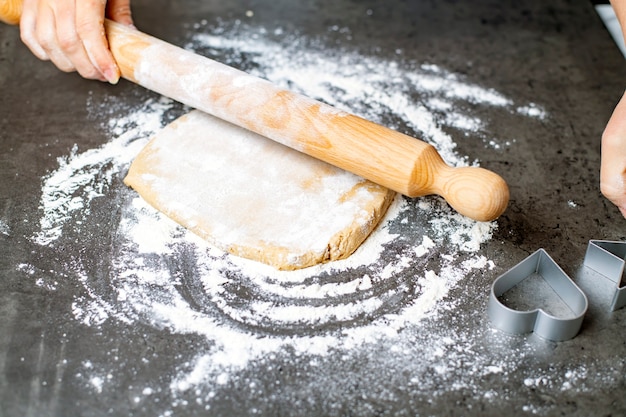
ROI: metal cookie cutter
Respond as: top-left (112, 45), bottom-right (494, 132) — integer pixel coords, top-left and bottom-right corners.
top-left (584, 240), bottom-right (626, 311)
top-left (488, 249), bottom-right (588, 341)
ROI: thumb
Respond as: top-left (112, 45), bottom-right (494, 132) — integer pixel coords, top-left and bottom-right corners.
top-left (106, 0), bottom-right (134, 27)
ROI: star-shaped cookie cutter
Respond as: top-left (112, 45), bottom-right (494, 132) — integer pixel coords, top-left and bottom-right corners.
top-left (584, 240), bottom-right (626, 311)
top-left (487, 249), bottom-right (588, 341)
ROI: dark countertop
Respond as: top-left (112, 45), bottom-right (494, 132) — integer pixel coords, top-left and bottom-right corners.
top-left (2, 0), bottom-right (626, 416)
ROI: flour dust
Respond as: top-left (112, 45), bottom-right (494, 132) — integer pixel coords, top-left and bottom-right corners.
top-left (25, 19), bottom-right (552, 414)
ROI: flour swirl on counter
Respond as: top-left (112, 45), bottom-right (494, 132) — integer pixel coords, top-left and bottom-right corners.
top-left (27, 21), bottom-right (547, 400)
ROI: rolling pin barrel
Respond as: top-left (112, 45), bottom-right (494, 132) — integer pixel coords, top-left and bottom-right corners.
top-left (0, 0), bottom-right (509, 221)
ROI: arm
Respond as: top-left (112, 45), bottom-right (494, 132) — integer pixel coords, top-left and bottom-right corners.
top-left (19, 0), bottom-right (133, 84)
top-left (602, 0), bottom-right (626, 217)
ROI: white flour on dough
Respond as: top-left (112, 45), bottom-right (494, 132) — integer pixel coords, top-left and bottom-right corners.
top-left (124, 110), bottom-right (395, 270)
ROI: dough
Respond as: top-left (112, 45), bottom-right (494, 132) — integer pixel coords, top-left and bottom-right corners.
top-left (124, 110), bottom-right (395, 270)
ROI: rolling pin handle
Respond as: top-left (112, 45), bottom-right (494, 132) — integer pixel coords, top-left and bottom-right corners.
top-left (427, 160), bottom-right (509, 222)
top-left (0, 0), bottom-right (23, 25)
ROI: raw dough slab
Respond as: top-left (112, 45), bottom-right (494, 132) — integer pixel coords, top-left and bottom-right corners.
top-left (124, 110), bottom-right (395, 270)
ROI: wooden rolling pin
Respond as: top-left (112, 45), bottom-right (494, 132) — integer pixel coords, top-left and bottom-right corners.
top-left (1, 2), bottom-right (509, 221)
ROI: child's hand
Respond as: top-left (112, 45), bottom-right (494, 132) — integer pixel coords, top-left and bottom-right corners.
top-left (19, 0), bottom-right (133, 83)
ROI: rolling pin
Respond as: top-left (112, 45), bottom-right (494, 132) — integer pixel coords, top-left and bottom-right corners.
top-left (0, 1), bottom-right (509, 221)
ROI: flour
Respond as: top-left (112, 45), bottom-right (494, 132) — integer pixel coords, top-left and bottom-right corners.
top-left (34, 97), bottom-right (173, 245)
top-left (0, 219), bottom-right (10, 236)
top-left (517, 102), bottom-right (547, 119)
top-left (24, 19), bottom-right (552, 412)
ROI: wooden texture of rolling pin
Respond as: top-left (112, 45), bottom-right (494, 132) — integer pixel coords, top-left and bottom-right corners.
top-left (0, 1), bottom-right (509, 221)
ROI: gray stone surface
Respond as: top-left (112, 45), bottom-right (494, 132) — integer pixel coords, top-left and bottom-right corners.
top-left (1, 0), bottom-right (625, 416)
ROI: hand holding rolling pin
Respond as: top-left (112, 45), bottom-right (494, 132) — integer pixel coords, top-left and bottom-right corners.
top-left (17, 0), bottom-right (133, 84)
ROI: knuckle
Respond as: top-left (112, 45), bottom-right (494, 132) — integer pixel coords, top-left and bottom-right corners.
top-left (33, 25), bottom-right (58, 52)
top-left (600, 174), bottom-right (625, 201)
top-left (602, 115), bottom-right (626, 148)
top-left (78, 67), bottom-right (102, 80)
top-left (19, 30), bottom-right (37, 50)
top-left (57, 33), bottom-right (81, 52)
top-left (600, 181), bottom-right (614, 200)
top-left (75, 19), bottom-right (103, 39)
top-left (602, 128), bottom-right (616, 145)
top-left (52, 57), bottom-right (76, 73)
top-left (37, 36), bottom-right (56, 53)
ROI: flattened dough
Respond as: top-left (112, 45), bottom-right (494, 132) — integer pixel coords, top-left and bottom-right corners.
top-left (124, 110), bottom-right (395, 270)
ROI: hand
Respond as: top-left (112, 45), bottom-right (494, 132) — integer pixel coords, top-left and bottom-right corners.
top-left (601, 90), bottom-right (626, 218)
top-left (19, 0), bottom-right (133, 84)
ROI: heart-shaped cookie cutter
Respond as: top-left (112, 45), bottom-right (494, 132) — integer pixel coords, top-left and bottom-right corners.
top-left (487, 249), bottom-right (588, 341)
top-left (584, 240), bottom-right (626, 311)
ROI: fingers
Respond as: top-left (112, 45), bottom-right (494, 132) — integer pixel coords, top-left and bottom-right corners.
top-left (19, 0), bottom-right (123, 84)
top-left (601, 91), bottom-right (626, 218)
top-left (75, 0), bottom-right (120, 82)
top-left (59, 0), bottom-right (108, 79)
top-left (20, 0), bottom-right (49, 60)
top-left (32, 0), bottom-right (79, 73)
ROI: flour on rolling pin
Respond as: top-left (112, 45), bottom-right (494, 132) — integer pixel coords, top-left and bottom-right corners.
top-left (134, 46), bottom-right (350, 146)
top-left (124, 110), bottom-right (395, 270)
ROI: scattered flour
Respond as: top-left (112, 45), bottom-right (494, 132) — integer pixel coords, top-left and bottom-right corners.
top-left (34, 97), bottom-right (172, 245)
top-left (516, 102), bottom-right (547, 119)
top-left (22, 19), bottom-right (553, 412)
top-left (0, 219), bottom-right (10, 236)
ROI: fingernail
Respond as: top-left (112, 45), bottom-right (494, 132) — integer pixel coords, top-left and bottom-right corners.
top-left (104, 68), bottom-right (120, 85)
